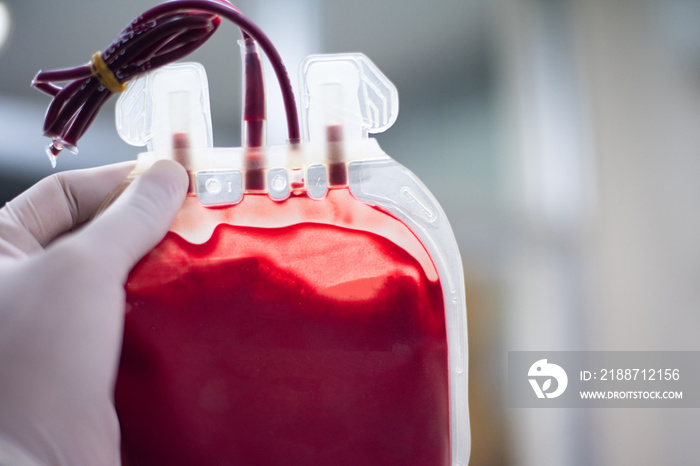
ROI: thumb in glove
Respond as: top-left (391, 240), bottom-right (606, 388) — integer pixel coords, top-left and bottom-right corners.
top-left (0, 159), bottom-right (188, 465)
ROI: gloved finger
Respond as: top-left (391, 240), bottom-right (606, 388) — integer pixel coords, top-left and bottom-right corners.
top-left (0, 162), bottom-right (136, 257)
top-left (60, 159), bottom-right (188, 283)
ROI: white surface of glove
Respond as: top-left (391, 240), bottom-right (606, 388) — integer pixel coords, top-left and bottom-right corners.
top-left (0, 160), bottom-right (188, 465)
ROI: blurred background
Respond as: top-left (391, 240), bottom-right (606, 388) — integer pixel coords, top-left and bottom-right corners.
top-left (1, 0), bottom-right (700, 464)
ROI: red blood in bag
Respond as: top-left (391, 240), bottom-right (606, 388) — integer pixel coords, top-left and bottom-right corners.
top-left (115, 190), bottom-right (450, 466)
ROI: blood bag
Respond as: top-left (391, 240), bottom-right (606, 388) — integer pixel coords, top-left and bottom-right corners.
top-left (30, 0), bottom-right (469, 462)
top-left (110, 53), bottom-right (470, 465)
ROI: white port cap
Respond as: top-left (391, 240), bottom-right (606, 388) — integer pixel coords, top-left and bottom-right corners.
top-left (299, 53), bottom-right (398, 143)
top-left (115, 62), bottom-right (213, 152)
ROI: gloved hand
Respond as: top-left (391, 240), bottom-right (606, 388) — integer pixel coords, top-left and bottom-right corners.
top-left (0, 159), bottom-right (188, 465)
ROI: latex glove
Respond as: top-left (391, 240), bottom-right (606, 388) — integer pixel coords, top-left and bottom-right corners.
top-left (0, 160), bottom-right (188, 465)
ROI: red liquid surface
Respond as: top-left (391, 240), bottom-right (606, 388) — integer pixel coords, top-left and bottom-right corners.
top-left (115, 193), bottom-right (449, 466)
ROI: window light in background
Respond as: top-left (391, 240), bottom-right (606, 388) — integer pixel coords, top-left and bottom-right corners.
top-left (0, 3), bottom-right (10, 53)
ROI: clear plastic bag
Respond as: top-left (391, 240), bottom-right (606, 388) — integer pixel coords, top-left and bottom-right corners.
top-left (113, 56), bottom-right (469, 466)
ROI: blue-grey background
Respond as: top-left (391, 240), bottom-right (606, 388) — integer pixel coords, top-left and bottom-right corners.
top-left (2, 0), bottom-right (700, 464)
